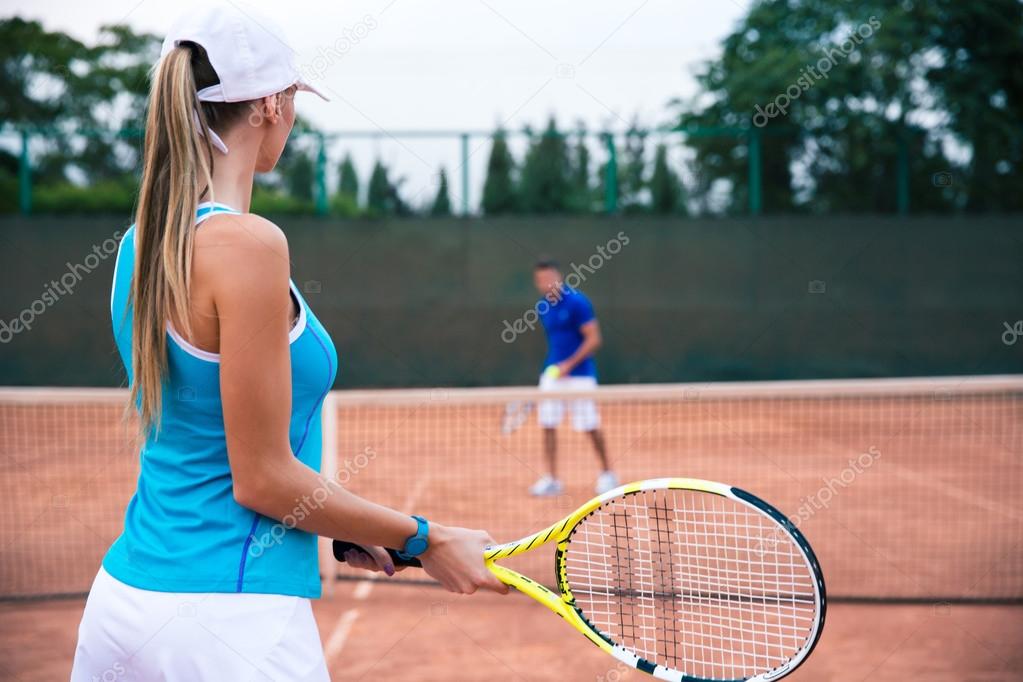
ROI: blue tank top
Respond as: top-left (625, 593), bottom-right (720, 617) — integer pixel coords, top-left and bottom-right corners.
top-left (103, 202), bottom-right (338, 598)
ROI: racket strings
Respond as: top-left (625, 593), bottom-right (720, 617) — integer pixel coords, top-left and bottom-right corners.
top-left (563, 489), bottom-right (818, 680)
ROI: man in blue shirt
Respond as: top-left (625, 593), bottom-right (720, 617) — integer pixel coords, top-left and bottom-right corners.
top-left (529, 259), bottom-right (618, 496)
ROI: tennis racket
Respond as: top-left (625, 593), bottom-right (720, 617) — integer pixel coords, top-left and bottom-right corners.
top-left (500, 400), bottom-right (534, 434)
top-left (333, 478), bottom-right (826, 682)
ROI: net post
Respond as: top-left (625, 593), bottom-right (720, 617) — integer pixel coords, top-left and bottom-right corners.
top-left (460, 132), bottom-right (470, 215)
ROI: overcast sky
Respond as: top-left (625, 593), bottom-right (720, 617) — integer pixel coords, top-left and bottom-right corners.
top-left (8, 0), bottom-right (750, 209)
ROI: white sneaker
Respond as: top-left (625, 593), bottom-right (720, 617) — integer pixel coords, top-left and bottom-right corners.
top-left (529, 475), bottom-right (564, 497)
top-left (595, 471), bottom-right (620, 495)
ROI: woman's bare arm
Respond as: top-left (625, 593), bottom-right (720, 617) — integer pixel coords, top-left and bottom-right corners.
top-left (198, 213), bottom-right (506, 593)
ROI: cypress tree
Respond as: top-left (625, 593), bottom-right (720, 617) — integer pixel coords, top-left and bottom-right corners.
top-left (482, 128), bottom-right (518, 214)
top-left (431, 167), bottom-right (453, 216)
top-left (519, 117), bottom-right (571, 213)
top-left (649, 143), bottom-right (685, 214)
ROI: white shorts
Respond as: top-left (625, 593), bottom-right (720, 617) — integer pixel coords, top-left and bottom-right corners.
top-left (71, 568), bottom-right (329, 682)
top-left (537, 374), bottom-right (600, 431)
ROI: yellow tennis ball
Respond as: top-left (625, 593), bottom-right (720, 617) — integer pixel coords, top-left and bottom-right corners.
top-left (543, 365), bottom-right (561, 380)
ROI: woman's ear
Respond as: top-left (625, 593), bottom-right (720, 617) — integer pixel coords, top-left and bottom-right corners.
top-left (260, 94), bottom-right (280, 126)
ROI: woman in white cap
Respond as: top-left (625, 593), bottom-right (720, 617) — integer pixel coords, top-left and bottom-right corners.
top-left (71, 5), bottom-right (506, 680)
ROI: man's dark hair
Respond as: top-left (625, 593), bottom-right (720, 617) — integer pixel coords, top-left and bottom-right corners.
top-left (534, 256), bottom-right (560, 270)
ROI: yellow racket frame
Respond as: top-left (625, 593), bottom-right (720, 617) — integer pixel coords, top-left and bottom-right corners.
top-left (481, 477), bottom-right (826, 682)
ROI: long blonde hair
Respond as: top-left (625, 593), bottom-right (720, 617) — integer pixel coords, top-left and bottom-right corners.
top-left (131, 43), bottom-right (247, 439)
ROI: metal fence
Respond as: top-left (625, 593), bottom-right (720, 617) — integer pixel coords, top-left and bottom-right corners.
top-left (1, 124), bottom-right (918, 217)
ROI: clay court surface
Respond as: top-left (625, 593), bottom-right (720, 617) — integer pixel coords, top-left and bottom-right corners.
top-left (1, 380), bottom-right (1021, 679)
top-left (1, 588), bottom-right (1021, 681)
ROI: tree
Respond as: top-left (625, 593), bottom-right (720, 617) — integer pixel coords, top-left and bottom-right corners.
top-left (675, 0), bottom-right (963, 213)
top-left (367, 161), bottom-right (390, 214)
top-left (519, 118), bottom-right (571, 213)
top-left (619, 121), bottom-right (649, 212)
top-left (286, 152), bottom-right (314, 201)
top-left (0, 18), bottom-right (85, 126)
top-left (595, 134), bottom-right (618, 213)
top-left (331, 153), bottom-right (360, 216)
top-left (0, 19), bottom-right (159, 185)
top-left (481, 129), bottom-right (518, 215)
top-left (430, 167), bottom-right (452, 216)
top-left (649, 143), bottom-right (685, 215)
top-left (337, 153), bottom-right (359, 202)
top-left (366, 159), bottom-right (410, 216)
top-left (924, 1), bottom-right (1023, 211)
top-left (566, 126), bottom-right (594, 213)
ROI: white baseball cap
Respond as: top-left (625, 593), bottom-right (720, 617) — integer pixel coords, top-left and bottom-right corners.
top-left (160, 3), bottom-right (328, 152)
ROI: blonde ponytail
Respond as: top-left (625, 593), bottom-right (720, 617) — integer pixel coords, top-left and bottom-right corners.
top-left (131, 43), bottom-right (242, 440)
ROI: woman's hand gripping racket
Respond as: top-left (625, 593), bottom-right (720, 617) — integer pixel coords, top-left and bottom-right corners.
top-left (334, 478), bottom-right (826, 682)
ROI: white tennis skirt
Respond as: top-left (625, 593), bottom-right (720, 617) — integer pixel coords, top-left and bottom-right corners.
top-left (71, 567), bottom-right (329, 682)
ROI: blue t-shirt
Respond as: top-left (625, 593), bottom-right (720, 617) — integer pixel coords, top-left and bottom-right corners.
top-left (538, 287), bottom-right (597, 378)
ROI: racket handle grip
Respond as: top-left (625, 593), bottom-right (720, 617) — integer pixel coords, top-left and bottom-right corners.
top-left (332, 540), bottom-right (423, 568)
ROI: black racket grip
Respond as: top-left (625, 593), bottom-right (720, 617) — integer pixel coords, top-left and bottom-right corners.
top-left (332, 540), bottom-right (423, 568)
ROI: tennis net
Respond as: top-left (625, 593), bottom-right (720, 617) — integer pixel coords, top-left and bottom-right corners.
top-left (1, 376), bottom-right (1021, 602)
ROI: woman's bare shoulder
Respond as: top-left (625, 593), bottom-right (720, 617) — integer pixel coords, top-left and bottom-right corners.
top-left (193, 212), bottom-right (290, 289)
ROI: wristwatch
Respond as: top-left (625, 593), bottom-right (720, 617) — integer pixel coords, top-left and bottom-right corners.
top-left (396, 515), bottom-right (430, 561)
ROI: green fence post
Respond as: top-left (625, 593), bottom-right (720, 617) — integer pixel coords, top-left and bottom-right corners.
top-left (896, 129), bottom-right (909, 215)
top-left (748, 128), bottom-right (762, 216)
top-left (460, 133), bottom-right (470, 216)
top-left (314, 133), bottom-right (328, 216)
top-left (604, 133), bottom-right (618, 214)
top-left (19, 129), bottom-right (31, 215)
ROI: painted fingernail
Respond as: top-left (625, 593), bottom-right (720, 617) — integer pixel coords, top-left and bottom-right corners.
top-left (384, 563), bottom-right (395, 576)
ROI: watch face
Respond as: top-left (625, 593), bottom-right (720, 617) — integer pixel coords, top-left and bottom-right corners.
top-left (407, 538), bottom-right (428, 556)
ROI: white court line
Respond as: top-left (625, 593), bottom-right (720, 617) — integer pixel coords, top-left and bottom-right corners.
top-left (323, 608), bottom-right (361, 661)
top-left (352, 579), bottom-right (374, 601)
top-left (324, 477), bottom-right (430, 665)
